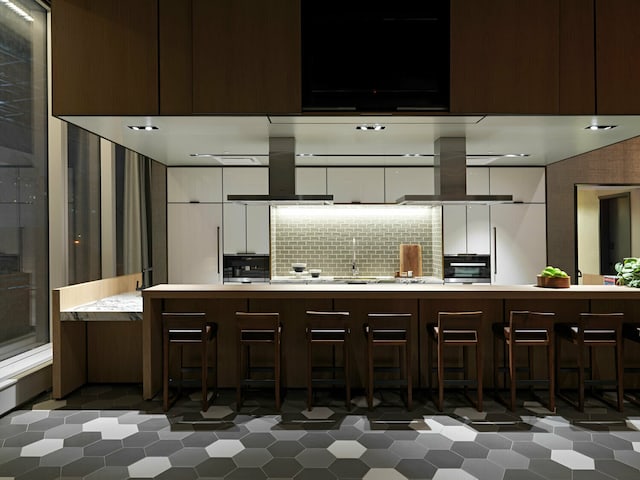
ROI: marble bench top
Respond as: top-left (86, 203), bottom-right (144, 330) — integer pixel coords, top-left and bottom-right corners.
top-left (60, 292), bottom-right (143, 321)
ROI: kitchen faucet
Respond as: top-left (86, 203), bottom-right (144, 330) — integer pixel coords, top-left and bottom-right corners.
top-left (351, 238), bottom-right (359, 277)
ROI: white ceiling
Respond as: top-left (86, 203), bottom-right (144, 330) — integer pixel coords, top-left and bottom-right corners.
top-left (60, 114), bottom-right (640, 167)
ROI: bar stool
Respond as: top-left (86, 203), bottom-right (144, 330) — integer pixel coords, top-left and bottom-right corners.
top-left (555, 312), bottom-right (624, 412)
top-left (306, 311), bottom-right (351, 411)
top-left (427, 311), bottom-right (484, 411)
top-left (493, 311), bottom-right (555, 412)
top-left (235, 312), bottom-right (282, 410)
top-left (162, 312), bottom-right (218, 412)
top-left (364, 313), bottom-right (413, 410)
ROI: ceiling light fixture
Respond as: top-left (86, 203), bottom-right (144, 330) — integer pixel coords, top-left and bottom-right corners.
top-left (586, 124), bottom-right (617, 131)
top-left (403, 153), bottom-right (424, 157)
top-left (128, 125), bottom-right (158, 131)
top-left (0, 0), bottom-right (34, 22)
top-left (189, 153), bottom-right (215, 157)
top-left (503, 153), bottom-right (529, 158)
top-left (356, 124), bottom-right (386, 131)
top-left (296, 153), bottom-right (315, 157)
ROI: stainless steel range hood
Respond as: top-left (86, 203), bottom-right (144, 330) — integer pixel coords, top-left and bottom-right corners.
top-left (227, 137), bottom-right (334, 204)
top-left (396, 137), bottom-right (513, 205)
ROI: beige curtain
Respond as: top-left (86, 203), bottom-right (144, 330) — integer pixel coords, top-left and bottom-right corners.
top-left (123, 150), bottom-right (142, 274)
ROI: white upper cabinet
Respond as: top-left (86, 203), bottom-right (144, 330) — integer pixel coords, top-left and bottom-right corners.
top-left (167, 167), bottom-right (222, 203)
top-left (246, 205), bottom-right (270, 254)
top-left (296, 167), bottom-right (327, 194)
top-left (222, 167), bottom-right (269, 197)
top-left (466, 204), bottom-right (490, 254)
top-left (443, 204), bottom-right (490, 255)
top-left (384, 167), bottom-right (434, 203)
top-left (327, 168), bottom-right (385, 203)
top-left (489, 167), bottom-right (545, 203)
top-left (223, 203), bottom-right (270, 255)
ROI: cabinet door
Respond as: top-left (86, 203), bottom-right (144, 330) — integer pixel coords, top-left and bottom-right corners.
top-left (222, 168), bottom-right (269, 197)
top-left (467, 168), bottom-right (490, 195)
top-left (491, 204), bottom-right (546, 285)
top-left (167, 168), bottom-right (222, 203)
top-left (450, 0), bottom-right (560, 114)
top-left (296, 168), bottom-right (327, 195)
top-left (168, 204), bottom-right (222, 283)
top-left (223, 203), bottom-right (246, 254)
top-left (247, 205), bottom-right (270, 254)
top-left (52, 0), bottom-right (158, 115)
top-left (192, 0), bottom-right (301, 114)
top-left (327, 168), bottom-right (385, 203)
top-left (466, 205), bottom-right (491, 255)
top-left (385, 168), bottom-right (434, 203)
top-left (596, 0), bottom-right (640, 113)
top-left (443, 205), bottom-right (490, 255)
top-left (490, 168), bottom-right (545, 203)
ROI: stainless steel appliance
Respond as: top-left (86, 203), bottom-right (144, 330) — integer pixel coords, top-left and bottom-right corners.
top-left (223, 255), bottom-right (270, 283)
top-left (443, 254), bottom-right (491, 284)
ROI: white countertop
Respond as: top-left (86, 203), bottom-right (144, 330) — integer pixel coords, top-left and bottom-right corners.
top-left (60, 292), bottom-right (143, 321)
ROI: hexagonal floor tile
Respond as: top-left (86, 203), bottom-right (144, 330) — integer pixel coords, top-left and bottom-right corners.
top-left (363, 467), bottom-right (408, 479)
top-left (201, 405), bottom-right (234, 419)
top-left (127, 456), bottom-right (172, 478)
top-left (302, 407), bottom-right (336, 420)
top-left (550, 450), bottom-right (595, 470)
top-left (204, 439), bottom-right (244, 457)
top-left (328, 440), bottom-right (366, 458)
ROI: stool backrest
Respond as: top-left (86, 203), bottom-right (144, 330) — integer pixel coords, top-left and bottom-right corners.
top-left (437, 311), bottom-right (483, 343)
top-left (235, 312), bottom-right (280, 331)
top-left (578, 312), bottom-right (624, 343)
top-left (306, 311), bottom-right (350, 330)
top-left (365, 313), bottom-right (412, 340)
top-left (162, 312), bottom-right (209, 342)
top-left (509, 311), bottom-right (555, 343)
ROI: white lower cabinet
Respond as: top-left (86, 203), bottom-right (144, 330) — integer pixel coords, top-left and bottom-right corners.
top-left (168, 203), bottom-right (222, 284)
top-left (490, 203), bottom-right (546, 285)
top-left (443, 205), bottom-right (490, 255)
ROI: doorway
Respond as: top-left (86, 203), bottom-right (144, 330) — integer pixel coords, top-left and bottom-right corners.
top-left (599, 193), bottom-right (631, 275)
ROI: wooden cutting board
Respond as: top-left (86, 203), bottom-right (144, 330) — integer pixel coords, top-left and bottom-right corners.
top-left (399, 244), bottom-right (422, 276)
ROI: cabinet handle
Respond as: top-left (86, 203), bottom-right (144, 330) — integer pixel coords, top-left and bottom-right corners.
top-left (217, 226), bottom-right (221, 274)
top-left (493, 227), bottom-right (497, 275)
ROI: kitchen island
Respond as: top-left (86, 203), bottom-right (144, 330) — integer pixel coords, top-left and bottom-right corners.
top-left (142, 283), bottom-right (640, 400)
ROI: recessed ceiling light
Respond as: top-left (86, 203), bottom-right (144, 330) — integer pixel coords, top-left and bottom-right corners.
top-left (356, 124), bottom-right (386, 131)
top-left (296, 153), bottom-right (315, 157)
top-left (585, 124), bottom-right (616, 131)
top-left (128, 125), bottom-right (158, 131)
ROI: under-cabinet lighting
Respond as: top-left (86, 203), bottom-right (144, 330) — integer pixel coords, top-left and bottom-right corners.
top-left (586, 124), bottom-right (616, 131)
top-left (356, 124), bottom-right (386, 131)
top-left (128, 125), bottom-right (158, 131)
top-left (1, 0), bottom-right (34, 22)
top-left (503, 153), bottom-right (529, 158)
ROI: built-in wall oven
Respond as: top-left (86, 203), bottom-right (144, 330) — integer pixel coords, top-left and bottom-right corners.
top-left (223, 255), bottom-right (270, 283)
top-left (444, 254), bottom-right (491, 284)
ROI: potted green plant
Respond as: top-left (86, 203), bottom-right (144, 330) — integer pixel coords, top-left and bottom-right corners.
top-left (614, 257), bottom-right (640, 287)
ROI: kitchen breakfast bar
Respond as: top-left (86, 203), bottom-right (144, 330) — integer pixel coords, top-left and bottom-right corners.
top-left (141, 283), bottom-right (640, 401)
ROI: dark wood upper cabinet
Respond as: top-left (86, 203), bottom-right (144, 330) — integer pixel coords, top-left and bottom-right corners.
top-left (191, 0), bottom-right (301, 114)
top-left (596, 0), bottom-right (640, 114)
top-left (52, 0), bottom-right (159, 116)
top-left (450, 0), bottom-right (594, 114)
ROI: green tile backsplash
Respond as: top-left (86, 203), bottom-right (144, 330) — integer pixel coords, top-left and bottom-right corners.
top-left (271, 205), bottom-right (442, 277)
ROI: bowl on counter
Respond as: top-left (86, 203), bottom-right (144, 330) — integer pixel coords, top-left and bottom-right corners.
top-left (308, 268), bottom-right (322, 278)
top-left (291, 263), bottom-right (307, 273)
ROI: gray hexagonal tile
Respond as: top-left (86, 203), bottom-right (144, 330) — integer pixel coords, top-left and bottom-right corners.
top-left (294, 467), bottom-right (338, 480)
top-left (487, 449), bottom-right (530, 469)
top-left (527, 458), bottom-right (572, 479)
top-left (389, 440), bottom-right (428, 459)
top-left (451, 441), bottom-right (489, 459)
top-left (263, 457), bottom-right (303, 477)
top-left (462, 458), bottom-right (505, 480)
top-left (425, 450), bottom-right (464, 469)
top-left (360, 449), bottom-right (400, 468)
top-left (395, 458), bottom-right (437, 479)
top-left (268, 440), bottom-right (304, 457)
top-left (240, 432), bottom-right (276, 448)
top-left (194, 457), bottom-right (236, 477)
top-left (167, 447), bottom-right (209, 468)
top-left (232, 447), bottom-right (273, 467)
top-left (573, 441), bottom-right (615, 460)
top-left (296, 448), bottom-right (336, 468)
top-left (363, 467), bottom-right (409, 479)
top-left (299, 432), bottom-right (335, 448)
top-left (511, 442), bottom-right (551, 459)
top-left (358, 433), bottom-right (394, 449)
top-left (329, 458), bottom-right (370, 478)
top-left (475, 433), bottom-right (512, 450)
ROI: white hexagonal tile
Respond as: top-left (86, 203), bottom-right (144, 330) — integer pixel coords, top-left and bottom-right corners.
top-left (82, 417), bottom-right (139, 440)
top-left (327, 439), bottom-right (366, 458)
top-left (439, 425), bottom-right (478, 442)
top-left (432, 468), bottom-right (479, 480)
top-left (633, 441), bottom-right (640, 452)
top-left (201, 405), bottom-right (234, 419)
top-left (628, 419), bottom-right (640, 431)
top-left (127, 456), bottom-right (172, 478)
top-left (550, 450), bottom-right (595, 470)
top-left (20, 438), bottom-right (64, 457)
top-left (205, 439), bottom-right (245, 458)
top-left (301, 407), bottom-right (335, 420)
top-left (363, 468), bottom-right (408, 480)
top-left (533, 432), bottom-right (573, 450)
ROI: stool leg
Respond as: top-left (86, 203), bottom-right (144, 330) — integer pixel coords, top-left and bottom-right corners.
top-left (616, 342), bottom-right (624, 412)
top-left (367, 336), bottom-right (373, 410)
top-left (345, 336), bottom-right (351, 410)
top-left (548, 340), bottom-right (555, 412)
top-left (275, 333), bottom-right (281, 411)
top-left (307, 333), bottom-right (313, 411)
top-left (508, 339), bottom-right (516, 411)
top-left (493, 334), bottom-right (499, 396)
top-left (236, 342), bottom-right (243, 411)
top-left (577, 342), bottom-right (585, 412)
top-left (213, 336), bottom-right (218, 401)
top-left (201, 335), bottom-right (208, 412)
top-left (463, 345), bottom-right (469, 397)
top-left (476, 341), bottom-right (483, 412)
top-left (437, 339), bottom-right (444, 411)
top-left (163, 336), bottom-right (170, 412)
top-left (427, 331), bottom-right (433, 398)
top-left (405, 343), bottom-right (412, 410)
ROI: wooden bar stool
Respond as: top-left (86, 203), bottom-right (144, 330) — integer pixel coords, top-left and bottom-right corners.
top-left (364, 313), bottom-right (412, 410)
top-left (162, 312), bottom-right (218, 412)
top-left (493, 311), bottom-right (555, 412)
top-left (427, 311), bottom-right (483, 411)
top-left (555, 312), bottom-right (624, 412)
top-left (235, 312), bottom-right (282, 410)
top-left (306, 311), bottom-right (351, 411)
top-left (623, 322), bottom-right (640, 405)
